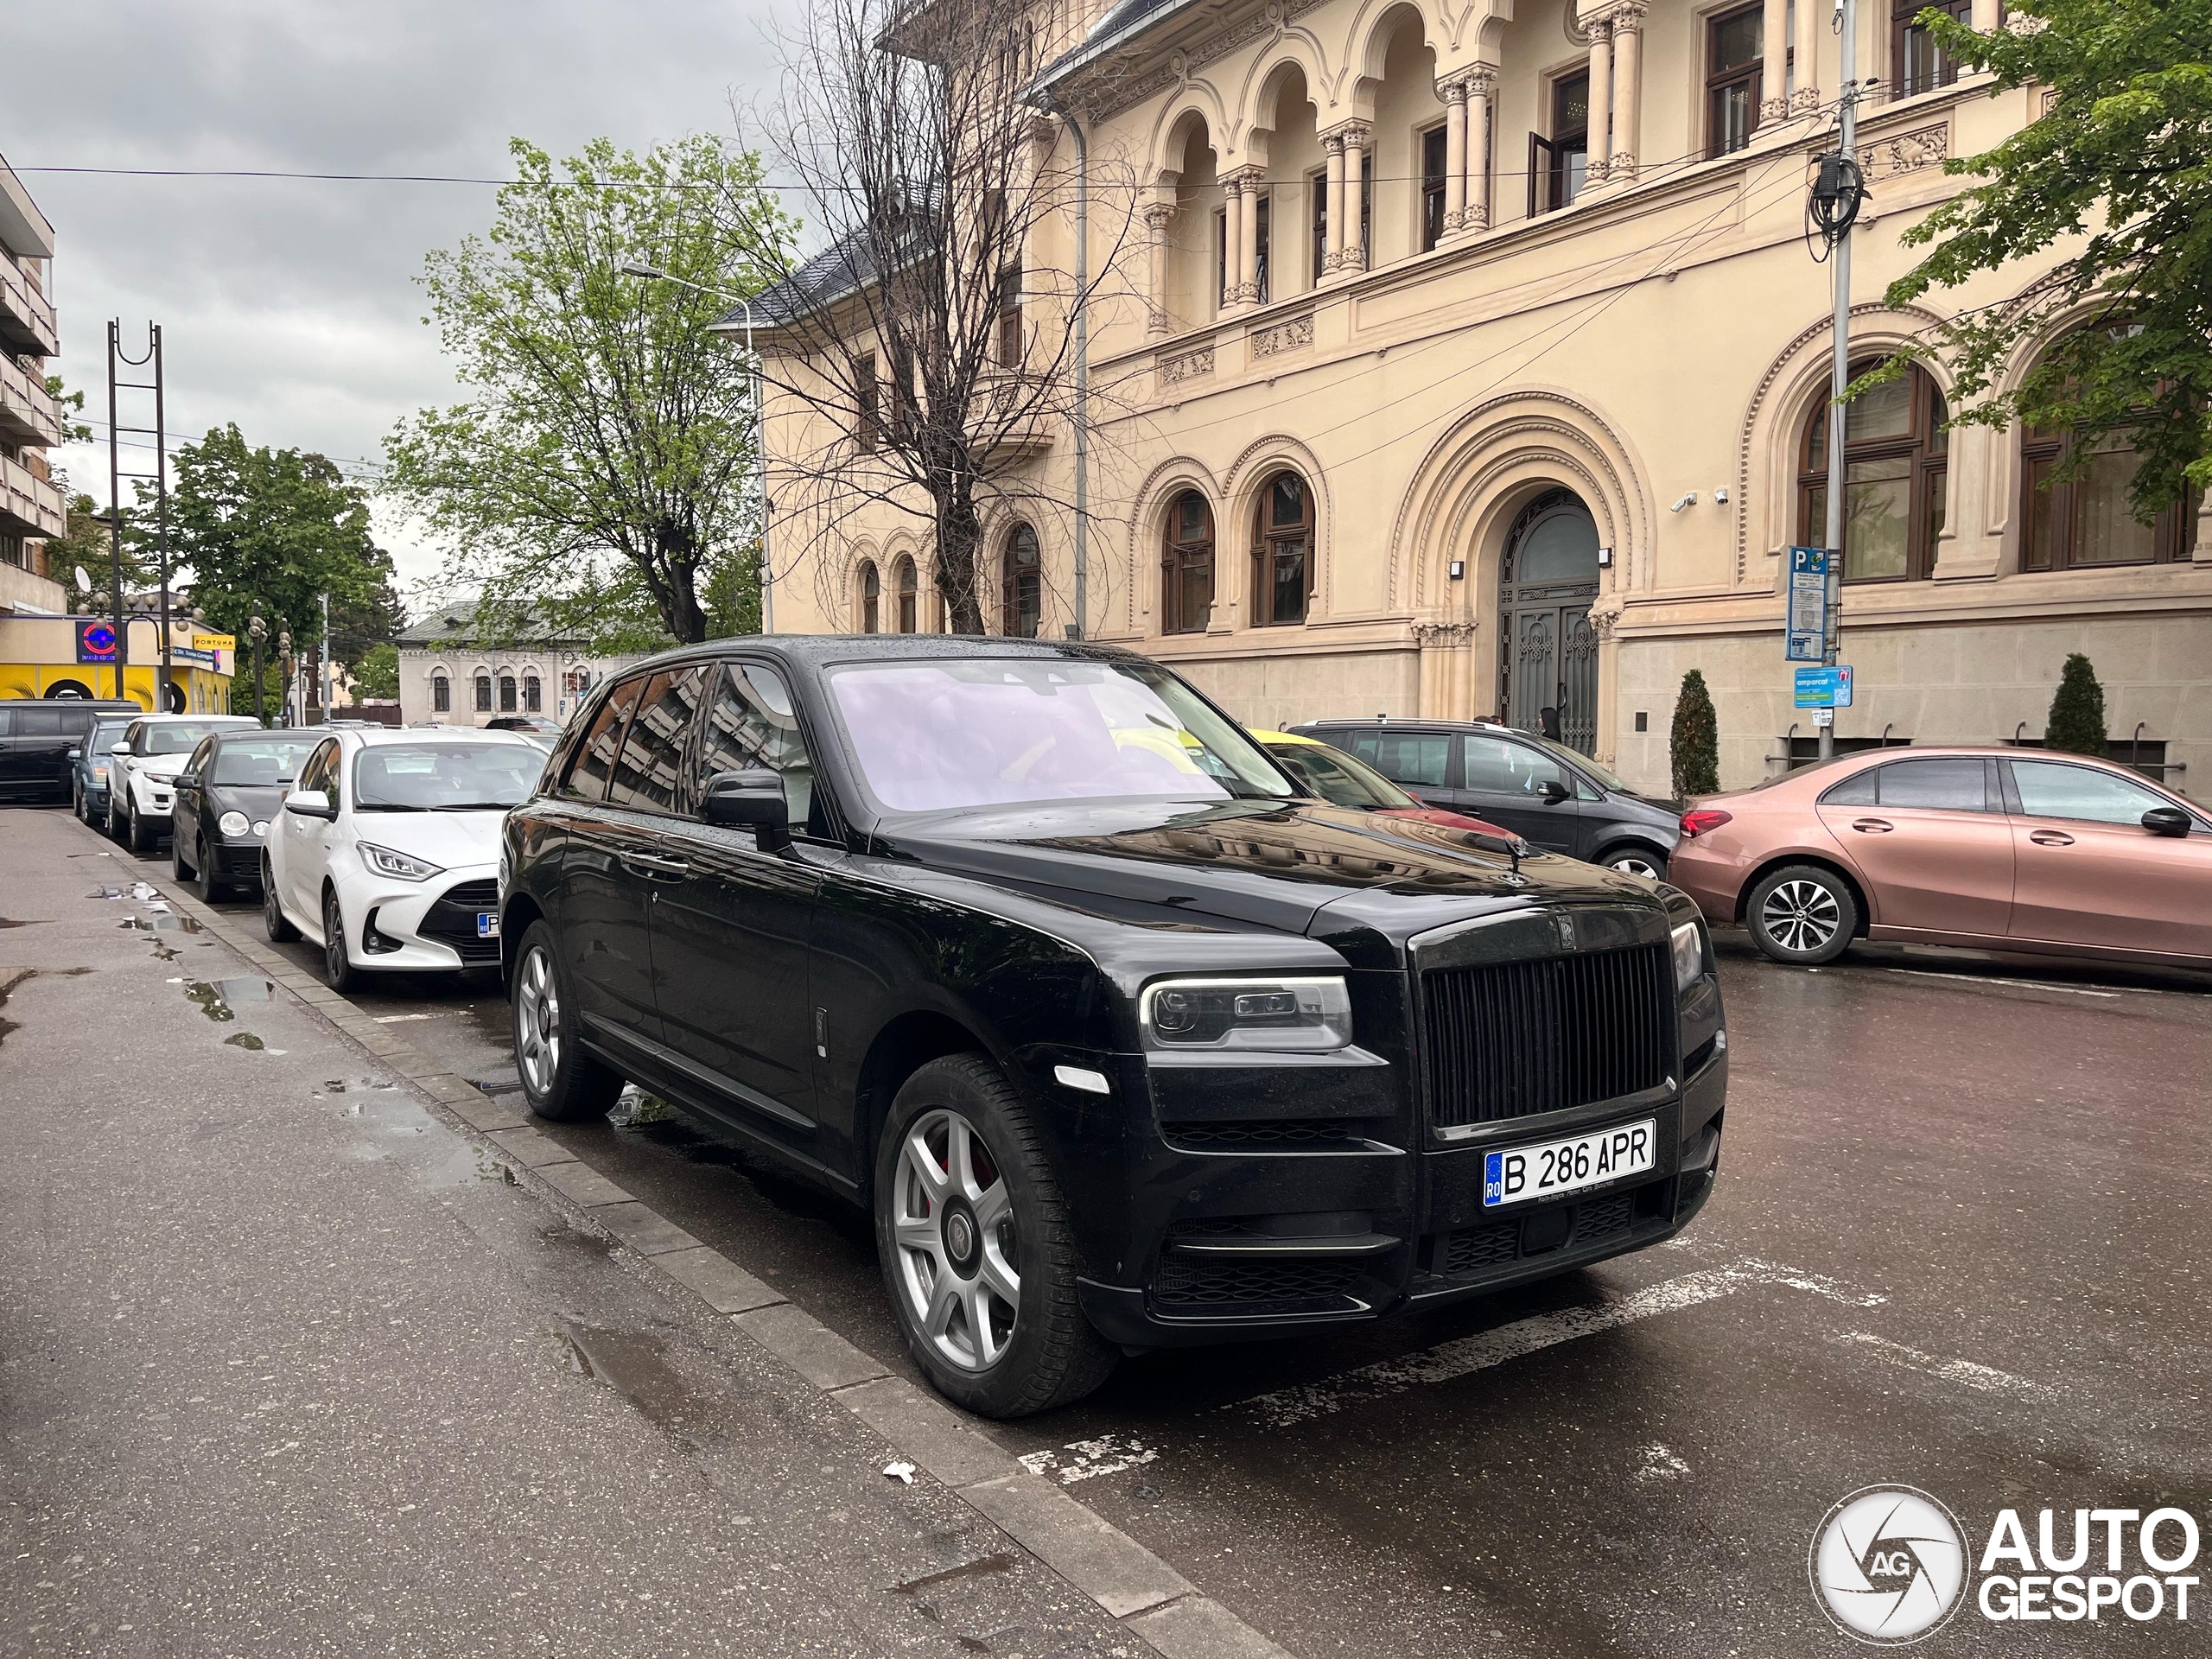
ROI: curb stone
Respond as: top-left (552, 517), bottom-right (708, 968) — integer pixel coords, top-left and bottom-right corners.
top-left (110, 834), bottom-right (1296, 1659)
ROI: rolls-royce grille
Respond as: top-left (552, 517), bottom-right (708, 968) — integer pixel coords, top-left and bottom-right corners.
top-left (1421, 941), bottom-right (1671, 1129)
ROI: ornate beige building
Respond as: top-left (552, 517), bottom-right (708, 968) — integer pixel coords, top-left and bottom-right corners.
top-left (760, 0), bottom-right (2209, 794)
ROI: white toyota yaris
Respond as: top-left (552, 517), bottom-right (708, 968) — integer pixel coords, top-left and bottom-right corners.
top-left (263, 726), bottom-right (545, 990)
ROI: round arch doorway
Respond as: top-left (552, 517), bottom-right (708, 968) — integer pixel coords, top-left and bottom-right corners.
top-left (1497, 487), bottom-right (1600, 755)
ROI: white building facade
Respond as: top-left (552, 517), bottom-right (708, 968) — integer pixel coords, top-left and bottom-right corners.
top-left (394, 603), bottom-right (645, 728)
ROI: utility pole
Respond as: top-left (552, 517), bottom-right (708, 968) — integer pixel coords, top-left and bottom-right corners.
top-left (103, 323), bottom-right (129, 704)
top-left (1810, 0), bottom-right (1866, 760)
top-left (152, 326), bottom-right (174, 715)
top-left (320, 590), bottom-right (333, 719)
top-left (105, 322), bottom-right (173, 710)
top-left (249, 614), bottom-right (266, 728)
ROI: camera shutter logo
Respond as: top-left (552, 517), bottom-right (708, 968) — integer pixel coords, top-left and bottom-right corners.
top-left (1809, 1485), bottom-right (1967, 1645)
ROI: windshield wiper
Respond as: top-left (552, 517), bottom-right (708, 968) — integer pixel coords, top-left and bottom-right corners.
top-left (429, 800), bottom-right (524, 810)
top-left (356, 802), bottom-right (428, 811)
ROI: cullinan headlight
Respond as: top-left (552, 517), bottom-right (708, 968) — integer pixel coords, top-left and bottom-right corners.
top-left (1671, 919), bottom-right (1707, 994)
top-left (218, 810), bottom-right (251, 839)
top-left (359, 842), bottom-right (445, 882)
top-left (1139, 976), bottom-right (1353, 1053)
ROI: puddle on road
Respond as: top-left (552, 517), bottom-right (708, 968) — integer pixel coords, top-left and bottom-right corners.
top-left (183, 977), bottom-right (271, 1022)
top-left (892, 1553), bottom-right (1017, 1597)
top-left (609, 1085), bottom-right (673, 1128)
top-left (225, 1032), bottom-right (266, 1051)
top-left (554, 1320), bottom-right (699, 1433)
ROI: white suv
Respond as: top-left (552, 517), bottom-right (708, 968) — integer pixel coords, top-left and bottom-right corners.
top-left (262, 726), bottom-right (546, 990)
top-left (106, 714), bottom-right (257, 852)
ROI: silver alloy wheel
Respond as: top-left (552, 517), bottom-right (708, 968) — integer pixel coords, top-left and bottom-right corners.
top-left (891, 1108), bottom-right (1019, 1373)
top-left (1760, 878), bottom-right (1841, 954)
top-left (1610, 852), bottom-right (1662, 880)
top-left (514, 944), bottom-right (562, 1096)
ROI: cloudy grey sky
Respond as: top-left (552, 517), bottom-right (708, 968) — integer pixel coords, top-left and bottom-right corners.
top-left (11, 0), bottom-right (783, 608)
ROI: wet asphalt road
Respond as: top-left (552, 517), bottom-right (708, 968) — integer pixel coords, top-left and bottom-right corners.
top-left (88, 810), bottom-right (2212, 1656)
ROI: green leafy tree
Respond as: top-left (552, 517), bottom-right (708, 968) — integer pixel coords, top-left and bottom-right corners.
top-left (702, 540), bottom-right (763, 639)
top-left (326, 543), bottom-right (407, 674)
top-left (2044, 652), bottom-right (2107, 756)
top-left (385, 135), bottom-right (794, 651)
top-left (1671, 669), bottom-right (1720, 798)
top-left (348, 641), bottom-right (401, 701)
top-left (46, 486), bottom-right (150, 613)
top-left (1878, 0), bottom-right (2212, 518)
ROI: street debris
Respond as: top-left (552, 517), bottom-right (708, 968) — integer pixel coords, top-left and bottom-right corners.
top-left (881, 1461), bottom-right (917, 1485)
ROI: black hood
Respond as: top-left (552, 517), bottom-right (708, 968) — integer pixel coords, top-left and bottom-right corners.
top-left (874, 796), bottom-right (1660, 939)
top-left (207, 782), bottom-right (291, 823)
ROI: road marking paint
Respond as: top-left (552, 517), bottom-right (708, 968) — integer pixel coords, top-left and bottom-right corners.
top-left (1885, 968), bottom-right (2121, 999)
top-left (372, 1013), bottom-right (433, 1024)
top-left (1230, 1259), bottom-right (1884, 1429)
top-left (1830, 1330), bottom-right (2056, 1401)
top-left (1636, 1442), bottom-right (1690, 1482)
top-left (1019, 1433), bottom-right (1160, 1485)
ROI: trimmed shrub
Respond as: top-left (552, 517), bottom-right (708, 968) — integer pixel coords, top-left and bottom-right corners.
top-left (1671, 669), bottom-right (1720, 797)
top-left (2044, 653), bottom-right (2107, 758)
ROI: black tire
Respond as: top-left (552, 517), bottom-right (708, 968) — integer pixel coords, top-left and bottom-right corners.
top-left (321, 887), bottom-right (362, 993)
top-left (72, 781), bottom-right (85, 823)
top-left (874, 1054), bottom-right (1117, 1419)
top-left (1603, 844), bottom-right (1669, 882)
top-left (127, 799), bottom-right (157, 855)
top-left (196, 837), bottom-right (228, 904)
top-left (510, 920), bottom-right (622, 1122)
top-left (107, 792), bottom-right (128, 844)
top-left (1746, 862), bottom-right (1859, 966)
top-left (263, 857), bottom-right (299, 941)
top-left (172, 828), bottom-right (195, 884)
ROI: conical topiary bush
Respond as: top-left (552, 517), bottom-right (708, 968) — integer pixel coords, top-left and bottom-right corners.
top-left (1671, 669), bottom-right (1719, 797)
top-left (2044, 653), bottom-right (2107, 758)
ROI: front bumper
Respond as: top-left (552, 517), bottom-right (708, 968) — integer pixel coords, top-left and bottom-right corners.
top-left (207, 836), bottom-right (269, 884)
top-left (333, 862), bottom-right (502, 974)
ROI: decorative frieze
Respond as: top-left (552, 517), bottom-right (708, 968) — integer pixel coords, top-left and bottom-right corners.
top-left (1157, 346), bottom-right (1215, 389)
top-left (1249, 314), bottom-right (1313, 359)
top-left (1853, 121), bottom-right (1948, 178)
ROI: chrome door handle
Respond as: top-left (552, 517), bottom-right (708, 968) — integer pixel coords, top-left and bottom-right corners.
top-left (1850, 818), bottom-right (1894, 834)
top-left (2029, 830), bottom-right (2075, 847)
top-left (622, 853), bottom-right (691, 878)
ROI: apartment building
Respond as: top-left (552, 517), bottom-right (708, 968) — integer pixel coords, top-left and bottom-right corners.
top-left (0, 150), bottom-right (66, 621)
top-left (760, 0), bottom-right (2209, 794)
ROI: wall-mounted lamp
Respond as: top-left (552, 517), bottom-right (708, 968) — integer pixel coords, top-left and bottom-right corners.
top-left (1596, 546), bottom-right (1613, 568)
top-left (1713, 486), bottom-right (1731, 505)
top-left (1448, 559), bottom-right (1465, 580)
top-left (1669, 493), bottom-right (1699, 513)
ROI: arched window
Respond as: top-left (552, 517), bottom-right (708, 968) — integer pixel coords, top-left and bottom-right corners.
top-left (1002, 524), bottom-right (1041, 637)
top-left (893, 556), bottom-right (918, 632)
top-left (524, 674), bottom-right (542, 713)
top-left (474, 672), bottom-right (493, 713)
top-left (499, 673), bottom-right (518, 712)
top-left (2022, 418), bottom-right (2199, 571)
top-left (1799, 362), bottom-right (1948, 582)
top-left (432, 673), bottom-right (450, 714)
top-left (1161, 490), bottom-right (1215, 634)
top-left (1250, 471), bottom-right (1313, 626)
top-left (859, 561), bottom-right (880, 632)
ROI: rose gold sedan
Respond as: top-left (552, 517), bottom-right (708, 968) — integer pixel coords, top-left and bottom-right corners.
top-left (1669, 747), bottom-right (2212, 969)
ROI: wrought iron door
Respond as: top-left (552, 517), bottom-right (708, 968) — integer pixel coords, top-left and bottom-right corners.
top-left (1497, 489), bottom-right (1601, 755)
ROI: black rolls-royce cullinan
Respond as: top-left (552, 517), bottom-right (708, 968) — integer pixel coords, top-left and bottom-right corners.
top-left (499, 637), bottom-right (1727, 1417)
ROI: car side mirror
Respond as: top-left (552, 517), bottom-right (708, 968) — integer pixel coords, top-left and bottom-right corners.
top-left (283, 789), bottom-right (337, 822)
top-left (111, 741), bottom-right (131, 756)
top-left (1542, 779), bottom-right (1572, 805)
top-left (67, 747), bottom-right (80, 760)
top-left (702, 768), bottom-right (790, 848)
top-left (2142, 806), bottom-right (2192, 838)
top-left (177, 772), bottom-right (197, 788)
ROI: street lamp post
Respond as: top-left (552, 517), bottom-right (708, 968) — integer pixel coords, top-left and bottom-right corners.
top-left (623, 262), bottom-right (773, 635)
top-left (249, 614), bottom-right (267, 728)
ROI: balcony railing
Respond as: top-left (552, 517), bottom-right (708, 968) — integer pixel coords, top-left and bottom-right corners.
top-left (0, 353), bottom-right (60, 447)
top-left (0, 450), bottom-right (65, 539)
top-left (0, 258), bottom-right (58, 358)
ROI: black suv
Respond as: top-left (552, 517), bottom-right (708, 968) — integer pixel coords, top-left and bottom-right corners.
top-left (502, 639), bottom-right (1726, 1417)
top-left (1295, 717), bottom-right (1682, 880)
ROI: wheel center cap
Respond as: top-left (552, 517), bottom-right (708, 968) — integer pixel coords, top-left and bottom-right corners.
top-left (943, 1203), bottom-right (980, 1274)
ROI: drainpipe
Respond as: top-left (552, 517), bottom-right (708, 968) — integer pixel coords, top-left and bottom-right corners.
top-left (1036, 90), bottom-right (1089, 641)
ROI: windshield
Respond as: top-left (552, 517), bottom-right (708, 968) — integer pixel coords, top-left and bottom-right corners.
top-left (137, 721), bottom-right (238, 755)
top-left (352, 741), bottom-right (543, 810)
top-left (92, 721), bottom-right (134, 752)
top-left (211, 735), bottom-right (322, 786)
top-left (825, 657), bottom-right (1294, 814)
top-left (1265, 741), bottom-right (1415, 810)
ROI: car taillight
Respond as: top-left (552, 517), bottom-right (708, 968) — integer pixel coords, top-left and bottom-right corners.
top-left (1680, 809), bottom-right (1733, 838)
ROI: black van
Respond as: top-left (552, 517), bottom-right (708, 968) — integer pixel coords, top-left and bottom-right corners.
top-left (0, 700), bottom-right (143, 803)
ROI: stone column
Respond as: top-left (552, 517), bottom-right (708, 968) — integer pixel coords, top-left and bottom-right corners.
top-left (1792, 0), bottom-right (1822, 113)
top-left (1586, 17), bottom-right (1614, 187)
top-left (1969, 0), bottom-right (2000, 32)
top-left (1441, 78), bottom-right (1469, 234)
top-left (1466, 66), bottom-right (1496, 230)
top-left (1144, 203), bottom-right (1173, 335)
top-left (1609, 2), bottom-right (1645, 183)
top-left (1761, 0), bottom-right (1789, 124)
top-left (1234, 168), bottom-right (1262, 304)
top-left (1219, 176), bottom-right (1243, 311)
top-left (1336, 125), bottom-right (1371, 271)
top-left (1322, 134), bottom-right (1346, 272)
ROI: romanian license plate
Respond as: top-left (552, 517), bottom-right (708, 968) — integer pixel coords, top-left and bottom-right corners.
top-left (1483, 1119), bottom-right (1656, 1209)
top-left (476, 912), bottom-right (500, 940)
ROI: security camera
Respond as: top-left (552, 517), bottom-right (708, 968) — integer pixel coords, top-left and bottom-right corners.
top-left (1669, 492), bottom-right (1699, 512)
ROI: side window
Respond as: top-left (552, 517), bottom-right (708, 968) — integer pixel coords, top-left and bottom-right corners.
top-left (607, 667), bottom-right (707, 813)
top-left (0, 709), bottom-right (15, 736)
top-left (562, 677), bottom-right (645, 803)
top-left (697, 664), bottom-right (818, 836)
top-left (2011, 761), bottom-right (2177, 827)
top-left (1872, 758), bottom-right (1986, 811)
top-left (1819, 767), bottom-right (1881, 807)
top-left (298, 740), bottom-right (340, 809)
top-left (15, 709), bottom-right (66, 736)
top-left (1461, 735), bottom-right (1567, 796)
top-left (1360, 733), bottom-right (1450, 789)
top-left (124, 721), bottom-right (146, 753)
top-left (188, 737), bottom-right (217, 776)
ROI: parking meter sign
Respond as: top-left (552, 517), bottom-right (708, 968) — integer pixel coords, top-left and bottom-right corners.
top-left (1786, 547), bottom-right (1828, 663)
top-left (1795, 666), bottom-right (1854, 708)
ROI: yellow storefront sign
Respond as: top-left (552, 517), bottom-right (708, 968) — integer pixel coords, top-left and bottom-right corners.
top-left (194, 632), bottom-right (236, 653)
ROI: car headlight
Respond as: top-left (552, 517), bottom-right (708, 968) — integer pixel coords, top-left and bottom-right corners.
top-left (218, 810), bottom-right (251, 838)
top-left (1139, 976), bottom-right (1353, 1053)
top-left (1671, 919), bottom-right (1707, 994)
top-left (359, 842), bottom-right (445, 882)
top-left (92, 764), bottom-right (108, 783)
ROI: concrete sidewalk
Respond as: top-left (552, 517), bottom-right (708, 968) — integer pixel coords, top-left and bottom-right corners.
top-left (0, 806), bottom-right (1141, 1659)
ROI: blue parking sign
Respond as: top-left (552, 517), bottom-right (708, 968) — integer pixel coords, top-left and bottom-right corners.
top-left (1786, 547), bottom-right (1828, 663)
